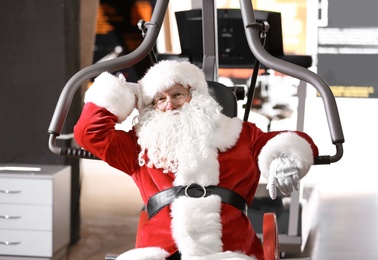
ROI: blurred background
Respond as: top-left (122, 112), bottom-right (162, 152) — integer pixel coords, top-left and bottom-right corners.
top-left (1, 0), bottom-right (377, 259)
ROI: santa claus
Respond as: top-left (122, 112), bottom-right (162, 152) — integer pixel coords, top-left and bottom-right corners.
top-left (74, 60), bottom-right (319, 260)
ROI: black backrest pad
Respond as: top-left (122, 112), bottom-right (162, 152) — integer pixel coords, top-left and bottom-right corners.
top-left (207, 81), bottom-right (238, 118)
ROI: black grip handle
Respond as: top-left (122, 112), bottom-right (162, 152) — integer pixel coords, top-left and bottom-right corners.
top-left (60, 147), bottom-right (98, 160)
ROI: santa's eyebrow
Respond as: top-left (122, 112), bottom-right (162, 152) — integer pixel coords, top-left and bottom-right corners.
top-left (168, 87), bottom-right (189, 95)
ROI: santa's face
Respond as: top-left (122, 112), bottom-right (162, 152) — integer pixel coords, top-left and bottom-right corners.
top-left (135, 89), bottom-right (222, 176)
top-left (152, 84), bottom-right (192, 112)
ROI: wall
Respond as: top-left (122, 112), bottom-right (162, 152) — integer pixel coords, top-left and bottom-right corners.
top-left (0, 0), bottom-right (98, 245)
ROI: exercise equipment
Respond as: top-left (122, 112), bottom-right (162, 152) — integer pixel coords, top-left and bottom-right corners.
top-left (47, 0), bottom-right (344, 259)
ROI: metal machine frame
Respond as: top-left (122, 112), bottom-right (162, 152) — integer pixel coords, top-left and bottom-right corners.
top-left (47, 0), bottom-right (345, 257)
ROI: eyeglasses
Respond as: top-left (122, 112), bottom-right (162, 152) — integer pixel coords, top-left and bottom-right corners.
top-left (153, 91), bottom-right (190, 110)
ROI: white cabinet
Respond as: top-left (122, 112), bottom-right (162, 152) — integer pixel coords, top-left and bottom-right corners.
top-left (0, 165), bottom-right (71, 259)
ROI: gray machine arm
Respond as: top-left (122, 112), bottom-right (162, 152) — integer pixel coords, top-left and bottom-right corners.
top-left (47, 0), bottom-right (169, 157)
top-left (239, 0), bottom-right (344, 164)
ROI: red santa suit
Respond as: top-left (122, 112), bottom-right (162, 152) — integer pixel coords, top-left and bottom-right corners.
top-left (74, 60), bottom-right (319, 260)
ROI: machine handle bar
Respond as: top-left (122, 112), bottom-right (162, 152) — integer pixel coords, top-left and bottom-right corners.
top-left (240, 0), bottom-right (344, 164)
top-left (47, 0), bottom-right (169, 158)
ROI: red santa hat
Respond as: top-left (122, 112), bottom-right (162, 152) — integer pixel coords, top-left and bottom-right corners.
top-left (138, 59), bottom-right (209, 109)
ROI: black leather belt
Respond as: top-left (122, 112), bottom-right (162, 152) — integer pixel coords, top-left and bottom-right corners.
top-left (147, 184), bottom-right (248, 219)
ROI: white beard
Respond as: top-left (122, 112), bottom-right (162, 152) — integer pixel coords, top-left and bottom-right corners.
top-left (135, 91), bottom-right (223, 186)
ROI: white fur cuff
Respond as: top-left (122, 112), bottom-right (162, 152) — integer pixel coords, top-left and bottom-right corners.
top-left (84, 72), bottom-right (138, 122)
top-left (258, 132), bottom-right (314, 180)
top-left (115, 247), bottom-right (169, 260)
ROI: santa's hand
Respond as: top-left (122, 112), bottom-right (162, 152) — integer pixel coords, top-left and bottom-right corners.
top-left (267, 155), bottom-right (300, 200)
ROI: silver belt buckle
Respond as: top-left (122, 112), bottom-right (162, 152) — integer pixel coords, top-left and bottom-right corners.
top-left (184, 184), bottom-right (207, 198)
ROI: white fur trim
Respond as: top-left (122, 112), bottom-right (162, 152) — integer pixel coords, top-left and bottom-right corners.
top-left (138, 60), bottom-right (208, 107)
top-left (84, 72), bottom-right (138, 122)
top-left (214, 115), bottom-right (243, 152)
top-left (258, 132), bottom-right (314, 181)
top-left (173, 146), bottom-right (219, 187)
top-left (189, 251), bottom-right (257, 260)
top-left (170, 196), bottom-right (223, 258)
top-left (115, 247), bottom-right (169, 260)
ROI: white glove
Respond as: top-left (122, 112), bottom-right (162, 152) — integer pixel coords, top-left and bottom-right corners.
top-left (84, 72), bottom-right (138, 122)
top-left (267, 155), bottom-right (300, 200)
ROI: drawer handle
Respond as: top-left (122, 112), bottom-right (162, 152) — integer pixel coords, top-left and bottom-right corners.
top-left (0, 190), bottom-right (21, 194)
top-left (0, 215), bottom-right (21, 219)
top-left (0, 241), bottom-right (21, 245)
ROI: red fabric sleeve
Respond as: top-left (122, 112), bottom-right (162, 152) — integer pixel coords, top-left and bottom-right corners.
top-left (73, 102), bottom-right (139, 175)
